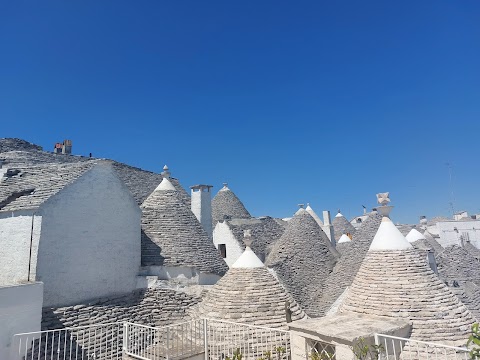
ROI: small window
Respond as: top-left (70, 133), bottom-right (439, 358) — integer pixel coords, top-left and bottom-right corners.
top-left (218, 244), bottom-right (227, 258)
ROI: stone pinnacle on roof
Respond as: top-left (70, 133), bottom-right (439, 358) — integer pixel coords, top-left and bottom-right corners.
top-left (161, 164), bottom-right (170, 178)
top-left (154, 176), bottom-right (176, 191)
top-left (406, 228), bottom-right (426, 243)
top-left (212, 183), bottom-right (251, 223)
top-left (231, 230), bottom-right (265, 269)
top-left (305, 203), bottom-right (324, 226)
top-left (338, 234), bottom-right (351, 243)
top-left (294, 203), bottom-right (305, 216)
top-left (266, 208), bottom-right (338, 317)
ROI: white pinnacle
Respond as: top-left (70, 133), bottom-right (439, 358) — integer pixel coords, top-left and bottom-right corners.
top-left (155, 177), bottom-right (176, 191)
top-left (406, 228), bottom-right (426, 243)
top-left (369, 217), bottom-right (412, 251)
top-left (232, 247), bottom-right (265, 268)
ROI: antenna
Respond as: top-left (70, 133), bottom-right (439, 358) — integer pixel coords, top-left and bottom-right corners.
top-left (445, 162), bottom-right (456, 216)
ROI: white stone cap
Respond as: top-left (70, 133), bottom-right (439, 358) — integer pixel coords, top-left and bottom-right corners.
top-left (155, 177), bottom-right (176, 191)
top-left (220, 183), bottom-right (230, 192)
top-left (306, 204), bottom-right (324, 226)
top-left (369, 217), bottom-right (413, 251)
top-left (232, 247), bottom-right (265, 268)
top-left (335, 212), bottom-right (344, 218)
top-left (338, 234), bottom-right (351, 243)
top-left (406, 228), bottom-right (426, 243)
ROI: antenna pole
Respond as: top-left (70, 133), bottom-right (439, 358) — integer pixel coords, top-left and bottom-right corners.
top-left (446, 162), bottom-right (456, 216)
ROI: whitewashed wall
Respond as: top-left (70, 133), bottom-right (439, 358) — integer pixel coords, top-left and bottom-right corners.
top-left (36, 163), bottom-right (141, 307)
top-left (212, 221), bottom-right (243, 267)
top-left (0, 282), bottom-right (43, 360)
top-left (437, 220), bottom-right (480, 249)
top-left (0, 213), bottom-right (42, 285)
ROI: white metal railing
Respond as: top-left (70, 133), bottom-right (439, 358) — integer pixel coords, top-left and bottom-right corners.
top-left (11, 319), bottom-right (290, 360)
top-left (124, 320), bottom-right (205, 360)
top-left (205, 319), bottom-right (290, 360)
top-left (375, 333), bottom-right (470, 360)
top-left (11, 322), bottom-right (124, 360)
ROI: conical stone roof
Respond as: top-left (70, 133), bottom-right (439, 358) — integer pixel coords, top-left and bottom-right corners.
top-left (317, 211), bottom-right (383, 316)
top-left (212, 183), bottom-right (251, 223)
top-left (332, 211), bottom-right (356, 241)
top-left (338, 234), bottom-right (351, 244)
top-left (406, 228), bottom-right (426, 243)
top-left (339, 217), bottom-right (475, 344)
top-left (191, 247), bottom-right (306, 329)
top-left (265, 209), bottom-right (338, 317)
top-left (141, 178), bottom-right (228, 275)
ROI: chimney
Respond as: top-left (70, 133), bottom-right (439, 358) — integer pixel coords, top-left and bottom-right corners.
top-left (190, 184), bottom-right (213, 238)
top-left (426, 250), bottom-right (438, 274)
top-left (63, 139), bottom-right (72, 154)
top-left (322, 210), bottom-right (336, 246)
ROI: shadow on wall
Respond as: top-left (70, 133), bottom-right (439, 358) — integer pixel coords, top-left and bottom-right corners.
top-left (141, 229), bottom-right (165, 266)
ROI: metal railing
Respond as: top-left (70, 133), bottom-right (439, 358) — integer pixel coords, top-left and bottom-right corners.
top-left (11, 322), bottom-right (124, 360)
top-left (124, 320), bottom-right (205, 360)
top-left (375, 334), bottom-right (470, 360)
top-left (11, 319), bottom-right (290, 360)
top-left (205, 319), bottom-right (290, 360)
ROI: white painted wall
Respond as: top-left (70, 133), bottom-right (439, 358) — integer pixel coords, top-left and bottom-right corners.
top-left (0, 282), bottom-right (43, 360)
top-left (0, 213), bottom-right (42, 285)
top-left (437, 220), bottom-right (480, 249)
top-left (191, 187), bottom-right (212, 238)
top-left (36, 163), bottom-right (141, 306)
top-left (212, 221), bottom-right (243, 267)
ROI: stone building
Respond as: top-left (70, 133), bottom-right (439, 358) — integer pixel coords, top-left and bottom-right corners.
top-left (0, 161), bottom-right (141, 307)
top-left (211, 183), bottom-right (251, 224)
top-left (339, 216), bottom-right (475, 344)
top-left (190, 241), bottom-right (306, 328)
top-left (332, 210), bottom-right (356, 241)
top-left (140, 176), bottom-right (228, 285)
top-left (212, 216), bottom-right (285, 266)
top-left (266, 208), bottom-right (338, 317)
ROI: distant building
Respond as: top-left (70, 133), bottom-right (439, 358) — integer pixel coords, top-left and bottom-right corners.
top-left (53, 139), bottom-right (72, 154)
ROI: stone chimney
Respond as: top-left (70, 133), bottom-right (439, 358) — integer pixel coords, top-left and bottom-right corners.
top-left (322, 210), bottom-right (336, 247)
top-left (190, 184), bottom-right (213, 238)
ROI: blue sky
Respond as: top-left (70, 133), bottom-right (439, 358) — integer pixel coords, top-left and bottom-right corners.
top-left (1, 1), bottom-right (479, 224)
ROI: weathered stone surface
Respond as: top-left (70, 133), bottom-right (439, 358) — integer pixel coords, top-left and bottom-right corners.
top-left (141, 186), bottom-right (228, 275)
top-left (317, 212), bottom-right (383, 316)
top-left (340, 249), bottom-right (475, 343)
top-left (212, 184), bottom-right (251, 224)
top-left (266, 209), bottom-right (338, 317)
top-left (0, 138), bottom-right (43, 152)
top-left (332, 213), bottom-right (356, 241)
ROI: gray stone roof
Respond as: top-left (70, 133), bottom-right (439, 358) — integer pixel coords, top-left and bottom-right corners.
top-left (266, 209), bottom-right (338, 317)
top-left (332, 213), bottom-right (356, 241)
top-left (436, 245), bottom-right (480, 284)
top-left (141, 183), bottom-right (228, 275)
top-left (410, 232), bottom-right (444, 253)
top-left (317, 211), bottom-right (383, 316)
top-left (396, 223), bottom-right (418, 236)
top-left (0, 138), bottom-right (43, 152)
top-left (0, 161), bottom-right (96, 212)
top-left (340, 249), bottom-right (475, 344)
top-left (211, 184), bottom-right (251, 223)
top-left (0, 149), bottom-right (189, 206)
top-left (190, 266), bottom-right (306, 329)
top-left (226, 216), bottom-right (285, 261)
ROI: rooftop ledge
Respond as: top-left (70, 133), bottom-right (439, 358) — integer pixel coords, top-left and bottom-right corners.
top-left (288, 312), bottom-right (411, 345)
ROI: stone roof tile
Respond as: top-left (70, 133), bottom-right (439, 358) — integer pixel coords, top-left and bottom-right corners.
top-left (211, 184), bottom-right (251, 223)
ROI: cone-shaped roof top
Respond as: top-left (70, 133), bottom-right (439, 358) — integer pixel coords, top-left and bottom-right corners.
top-left (317, 211), bottom-right (383, 315)
top-left (332, 211), bottom-right (356, 241)
top-left (369, 217), bottom-right (412, 251)
top-left (306, 203), bottom-right (324, 226)
top-left (338, 234), bottom-right (351, 244)
top-left (340, 217), bottom-right (475, 343)
top-left (406, 228), bottom-right (426, 243)
top-left (266, 209), bottom-right (338, 317)
top-left (212, 183), bottom-right (251, 223)
top-left (141, 179), bottom-right (228, 275)
top-left (191, 248), bottom-right (306, 328)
